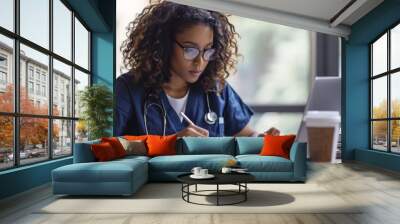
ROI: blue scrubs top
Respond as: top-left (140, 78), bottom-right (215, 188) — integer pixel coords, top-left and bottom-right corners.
top-left (115, 73), bottom-right (254, 136)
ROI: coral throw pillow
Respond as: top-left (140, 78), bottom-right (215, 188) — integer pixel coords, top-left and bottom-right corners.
top-left (146, 135), bottom-right (177, 157)
top-left (101, 137), bottom-right (126, 158)
top-left (260, 135), bottom-right (296, 159)
top-left (91, 142), bottom-right (118, 161)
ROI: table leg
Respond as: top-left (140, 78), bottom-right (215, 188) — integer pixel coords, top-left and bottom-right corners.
top-left (245, 183), bottom-right (247, 201)
top-left (187, 184), bottom-right (190, 202)
top-left (217, 184), bottom-right (219, 206)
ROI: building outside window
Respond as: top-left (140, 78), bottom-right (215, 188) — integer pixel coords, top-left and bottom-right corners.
top-left (370, 22), bottom-right (400, 154)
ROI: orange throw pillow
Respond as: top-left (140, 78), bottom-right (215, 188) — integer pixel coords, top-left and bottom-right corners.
top-left (260, 135), bottom-right (296, 159)
top-left (101, 137), bottom-right (126, 158)
top-left (91, 142), bottom-right (118, 161)
top-left (146, 134), bottom-right (177, 157)
top-left (124, 135), bottom-right (148, 141)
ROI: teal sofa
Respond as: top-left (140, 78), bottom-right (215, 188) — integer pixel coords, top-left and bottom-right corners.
top-left (52, 137), bottom-right (307, 196)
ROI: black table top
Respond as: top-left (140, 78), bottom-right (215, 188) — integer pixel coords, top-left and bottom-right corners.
top-left (177, 172), bottom-right (255, 185)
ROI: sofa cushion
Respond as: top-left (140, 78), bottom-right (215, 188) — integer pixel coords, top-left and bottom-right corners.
top-left (236, 155), bottom-right (293, 172)
top-left (91, 142), bottom-right (118, 161)
top-left (118, 138), bottom-right (147, 156)
top-left (53, 158), bottom-right (147, 183)
top-left (101, 137), bottom-right (127, 158)
top-left (235, 137), bottom-right (263, 155)
top-left (180, 137), bottom-right (235, 155)
top-left (148, 154), bottom-right (235, 172)
top-left (260, 135), bottom-right (296, 159)
top-left (146, 135), bottom-right (177, 157)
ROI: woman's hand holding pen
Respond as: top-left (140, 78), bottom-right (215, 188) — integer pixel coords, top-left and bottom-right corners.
top-left (177, 112), bottom-right (209, 137)
top-left (176, 124), bottom-right (209, 137)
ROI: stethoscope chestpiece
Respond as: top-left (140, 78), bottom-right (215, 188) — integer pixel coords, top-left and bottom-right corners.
top-left (204, 111), bottom-right (218, 125)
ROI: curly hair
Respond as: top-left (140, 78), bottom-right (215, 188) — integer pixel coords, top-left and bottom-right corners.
top-left (121, 1), bottom-right (239, 93)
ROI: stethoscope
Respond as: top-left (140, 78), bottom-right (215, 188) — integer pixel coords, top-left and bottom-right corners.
top-left (143, 92), bottom-right (218, 136)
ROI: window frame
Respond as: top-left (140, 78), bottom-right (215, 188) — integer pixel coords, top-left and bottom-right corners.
top-left (370, 20), bottom-right (400, 154)
top-left (0, 0), bottom-right (92, 171)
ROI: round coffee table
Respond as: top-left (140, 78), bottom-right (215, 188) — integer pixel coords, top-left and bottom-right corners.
top-left (177, 172), bottom-right (255, 206)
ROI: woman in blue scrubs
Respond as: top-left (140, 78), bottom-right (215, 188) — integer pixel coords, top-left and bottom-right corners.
top-left (116, 1), bottom-right (279, 137)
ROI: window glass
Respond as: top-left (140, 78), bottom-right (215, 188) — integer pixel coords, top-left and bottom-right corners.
top-left (391, 24), bottom-right (400, 70)
top-left (20, 117), bottom-right (49, 165)
top-left (391, 120), bottom-right (400, 153)
top-left (248, 113), bottom-right (303, 135)
top-left (74, 18), bottom-right (89, 70)
top-left (0, 35), bottom-right (14, 113)
top-left (0, 0), bottom-right (14, 31)
top-left (74, 69), bottom-right (89, 118)
top-left (391, 72), bottom-right (400, 118)
top-left (372, 77), bottom-right (387, 119)
top-left (20, 44), bottom-right (49, 115)
top-left (53, 59), bottom-right (72, 117)
top-left (53, 119), bottom-right (72, 158)
top-left (372, 33), bottom-right (387, 76)
top-left (228, 16), bottom-right (310, 105)
top-left (372, 121), bottom-right (388, 151)
top-left (0, 116), bottom-right (13, 170)
top-left (75, 120), bottom-right (88, 143)
top-left (20, 0), bottom-right (49, 49)
top-left (53, 0), bottom-right (72, 60)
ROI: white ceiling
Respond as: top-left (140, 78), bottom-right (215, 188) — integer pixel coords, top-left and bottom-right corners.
top-left (169, 0), bottom-right (384, 38)
top-left (229, 0), bottom-right (352, 22)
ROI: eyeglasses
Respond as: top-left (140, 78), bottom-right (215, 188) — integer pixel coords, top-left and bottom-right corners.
top-left (174, 41), bottom-right (216, 61)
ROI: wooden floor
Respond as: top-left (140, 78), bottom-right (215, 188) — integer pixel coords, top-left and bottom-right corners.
top-left (1, 162), bottom-right (400, 224)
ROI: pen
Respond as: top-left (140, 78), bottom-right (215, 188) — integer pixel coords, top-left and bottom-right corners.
top-left (180, 112), bottom-right (195, 126)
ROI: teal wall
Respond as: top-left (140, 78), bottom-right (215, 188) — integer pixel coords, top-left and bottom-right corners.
top-left (0, 158), bottom-right (72, 199)
top-left (0, 0), bottom-right (116, 200)
top-left (343, 0), bottom-right (400, 171)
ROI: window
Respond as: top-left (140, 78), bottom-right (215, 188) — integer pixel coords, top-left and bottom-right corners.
top-left (227, 16), bottom-right (311, 134)
top-left (0, 0), bottom-right (14, 32)
top-left (28, 81), bottom-right (34, 94)
top-left (0, 0), bottom-right (91, 170)
top-left (371, 23), bottom-right (400, 154)
top-left (0, 71), bottom-right (6, 85)
top-left (28, 67), bottom-right (34, 80)
top-left (0, 54), bottom-right (7, 67)
top-left (42, 85), bottom-right (46, 97)
top-left (0, 54), bottom-right (8, 87)
top-left (75, 18), bottom-right (89, 70)
top-left (36, 83), bottom-right (40, 95)
top-left (35, 70), bottom-right (41, 81)
top-left (53, 59), bottom-right (72, 117)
